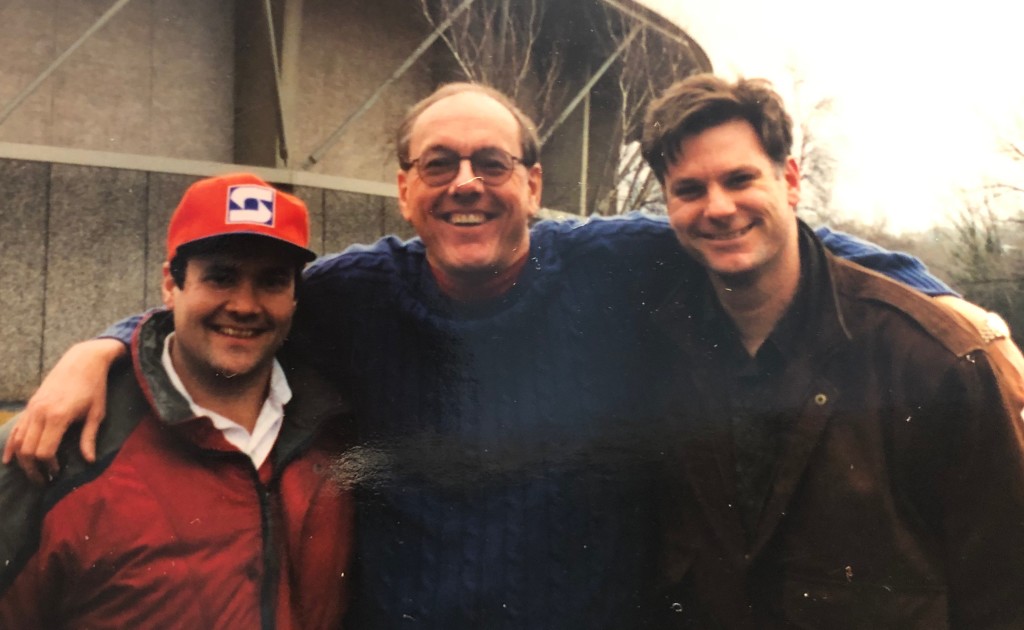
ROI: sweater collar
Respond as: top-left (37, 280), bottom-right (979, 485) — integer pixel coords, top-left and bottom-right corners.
top-left (428, 249), bottom-right (530, 304)
top-left (400, 222), bottom-right (564, 326)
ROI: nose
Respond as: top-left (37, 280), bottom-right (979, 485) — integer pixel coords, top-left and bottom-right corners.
top-left (226, 280), bottom-right (260, 316)
top-left (448, 158), bottom-right (483, 195)
top-left (705, 184), bottom-right (736, 220)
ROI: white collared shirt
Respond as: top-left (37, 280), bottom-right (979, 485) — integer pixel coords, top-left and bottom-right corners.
top-left (161, 333), bottom-right (290, 469)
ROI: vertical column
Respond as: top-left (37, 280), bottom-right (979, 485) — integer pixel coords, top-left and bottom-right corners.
top-left (234, 0), bottom-right (292, 167)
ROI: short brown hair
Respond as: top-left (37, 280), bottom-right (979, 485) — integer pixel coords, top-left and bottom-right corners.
top-left (641, 74), bottom-right (793, 183)
top-left (396, 82), bottom-right (540, 169)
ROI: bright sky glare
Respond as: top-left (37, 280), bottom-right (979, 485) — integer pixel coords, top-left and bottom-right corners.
top-left (640, 0), bottom-right (1024, 233)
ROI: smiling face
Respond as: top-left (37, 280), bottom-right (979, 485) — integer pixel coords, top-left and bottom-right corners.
top-left (162, 243), bottom-right (298, 391)
top-left (663, 119), bottom-right (801, 285)
top-left (398, 91), bottom-right (542, 283)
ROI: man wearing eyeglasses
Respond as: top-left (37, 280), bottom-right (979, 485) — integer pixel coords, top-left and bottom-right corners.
top-left (6, 83), bottom-right (1013, 629)
top-left (393, 84), bottom-right (542, 302)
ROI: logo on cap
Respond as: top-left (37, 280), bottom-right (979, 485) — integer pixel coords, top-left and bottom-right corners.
top-left (227, 185), bottom-right (275, 226)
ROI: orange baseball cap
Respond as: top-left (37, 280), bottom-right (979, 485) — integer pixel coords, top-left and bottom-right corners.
top-left (166, 173), bottom-right (317, 263)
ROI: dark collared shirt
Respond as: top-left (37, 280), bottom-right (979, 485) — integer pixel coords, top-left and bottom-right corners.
top-left (688, 229), bottom-right (825, 540)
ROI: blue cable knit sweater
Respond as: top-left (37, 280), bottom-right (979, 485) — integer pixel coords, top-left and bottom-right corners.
top-left (105, 215), bottom-right (954, 629)
top-left (293, 215), bottom-right (690, 629)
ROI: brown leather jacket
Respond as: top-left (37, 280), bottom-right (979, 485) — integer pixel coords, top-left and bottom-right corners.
top-left (651, 229), bottom-right (1024, 629)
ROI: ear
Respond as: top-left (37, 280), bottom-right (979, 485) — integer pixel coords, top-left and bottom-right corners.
top-left (784, 157), bottom-right (801, 209)
top-left (525, 162), bottom-right (544, 218)
top-left (161, 262), bottom-right (176, 309)
top-left (397, 168), bottom-right (413, 223)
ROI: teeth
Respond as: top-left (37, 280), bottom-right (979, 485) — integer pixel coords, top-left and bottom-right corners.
top-left (218, 327), bottom-right (259, 338)
top-left (707, 225), bottom-right (753, 240)
top-left (449, 212), bottom-right (486, 225)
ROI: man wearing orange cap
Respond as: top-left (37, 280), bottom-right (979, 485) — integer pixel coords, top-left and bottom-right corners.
top-left (0, 174), bottom-right (354, 629)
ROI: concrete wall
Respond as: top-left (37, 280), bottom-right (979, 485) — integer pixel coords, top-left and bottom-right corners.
top-left (0, 160), bottom-right (49, 399)
top-left (0, 158), bottom-right (409, 401)
top-left (0, 0), bottom-right (234, 161)
top-left (290, 0), bottom-right (438, 180)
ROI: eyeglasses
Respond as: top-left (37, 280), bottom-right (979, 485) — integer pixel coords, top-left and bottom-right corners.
top-left (403, 146), bottom-right (523, 187)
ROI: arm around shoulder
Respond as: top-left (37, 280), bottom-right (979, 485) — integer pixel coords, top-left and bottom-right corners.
top-left (817, 227), bottom-right (958, 296)
top-left (2, 338), bottom-right (127, 482)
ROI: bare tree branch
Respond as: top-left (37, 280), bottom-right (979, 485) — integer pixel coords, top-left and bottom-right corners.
top-left (590, 5), bottom-right (696, 215)
top-left (418, 0), bottom-right (567, 133)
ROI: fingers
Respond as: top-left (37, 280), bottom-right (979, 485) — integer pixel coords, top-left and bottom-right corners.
top-left (9, 390), bottom-right (74, 483)
top-left (12, 413), bottom-right (51, 485)
top-left (2, 418), bottom-right (23, 464)
top-left (34, 415), bottom-right (70, 479)
top-left (5, 338), bottom-right (123, 480)
top-left (79, 402), bottom-right (107, 464)
top-left (5, 401), bottom-right (88, 485)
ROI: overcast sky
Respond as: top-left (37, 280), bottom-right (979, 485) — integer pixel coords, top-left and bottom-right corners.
top-left (639, 0), bottom-right (1024, 233)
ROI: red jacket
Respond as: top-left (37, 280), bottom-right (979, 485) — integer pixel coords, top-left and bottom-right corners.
top-left (0, 312), bottom-right (354, 629)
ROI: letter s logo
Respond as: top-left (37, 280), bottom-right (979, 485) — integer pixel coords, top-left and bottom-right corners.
top-left (227, 185), bottom-right (275, 225)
